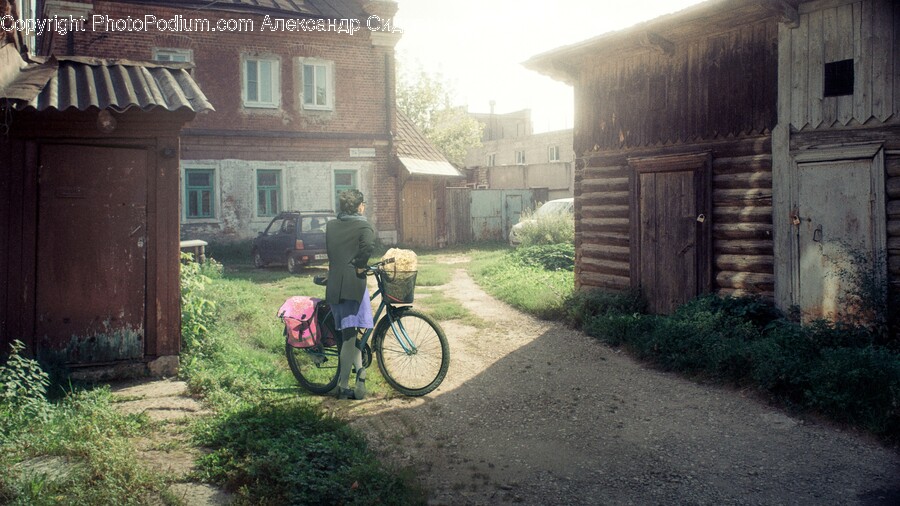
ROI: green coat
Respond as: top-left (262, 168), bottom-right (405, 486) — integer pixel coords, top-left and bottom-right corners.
top-left (325, 214), bottom-right (375, 305)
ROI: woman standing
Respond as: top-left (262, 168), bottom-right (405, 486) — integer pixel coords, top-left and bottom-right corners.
top-left (325, 189), bottom-right (375, 400)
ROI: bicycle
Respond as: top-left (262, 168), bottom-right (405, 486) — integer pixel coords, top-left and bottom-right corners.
top-left (283, 258), bottom-right (450, 397)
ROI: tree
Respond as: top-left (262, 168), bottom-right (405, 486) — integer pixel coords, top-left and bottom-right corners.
top-left (396, 68), bottom-right (483, 167)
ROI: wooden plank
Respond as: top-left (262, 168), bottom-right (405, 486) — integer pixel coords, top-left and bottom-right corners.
top-left (581, 217), bottom-right (630, 233)
top-left (715, 254), bottom-right (775, 273)
top-left (580, 177), bottom-right (630, 193)
top-left (579, 271), bottom-right (631, 292)
top-left (712, 154), bottom-right (773, 174)
top-left (581, 231), bottom-right (630, 248)
top-left (712, 188), bottom-right (773, 204)
top-left (854, 0), bottom-right (873, 123)
top-left (836, 2), bottom-right (855, 125)
top-left (579, 257), bottom-right (630, 277)
top-left (713, 222), bottom-right (774, 240)
top-left (888, 200), bottom-right (900, 218)
top-left (581, 191), bottom-right (630, 205)
top-left (712, 171), bottom-right (773, 189)
top-left (714, 239), bottom-right (774, 255)
top-left (822, 6), bottom-right (839, 127)
top-left (886, 177), bottom-right (900, 199)
top-left (774, 21), bottom-right (796, 312)
top-left (715, 271), bottom-right (775, 291)
top-left (713, 205), bottom-right (774, 223)
top-left (717, 288), bottom-right (775, 300)
top-left (581, 204), bottom-right (630, 219)
top-left (872, 0), bottom-right (892, 121)
top-left (808, 8), bottom-right (825, 128)
top-left (581, 244), bottom-right (630, 262)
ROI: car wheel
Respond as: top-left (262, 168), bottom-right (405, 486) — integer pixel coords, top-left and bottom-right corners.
top-left (287, 255), bottom-right (302, 274)
top-left (253, 250), bottom-right (266, 268)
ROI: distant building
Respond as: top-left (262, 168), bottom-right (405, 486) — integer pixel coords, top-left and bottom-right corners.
top-left (464, 107), bottom-right (574, 201)
top-left (34, 0), bottom-right (425, 246)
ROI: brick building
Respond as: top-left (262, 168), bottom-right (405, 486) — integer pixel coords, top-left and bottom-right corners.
top-left (36, 0), bottom-right (405, 244)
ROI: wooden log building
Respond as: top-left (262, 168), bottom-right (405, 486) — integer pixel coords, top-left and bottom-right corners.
top-left (526, 0), bottom-right (899, 317)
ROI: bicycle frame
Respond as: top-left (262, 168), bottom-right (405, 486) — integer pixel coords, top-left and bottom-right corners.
top-left (358, 262), bottom-right (417, 355)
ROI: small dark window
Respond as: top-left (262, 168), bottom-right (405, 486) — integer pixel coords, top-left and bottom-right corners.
top-left (824, 59), bottom-right (854, 97)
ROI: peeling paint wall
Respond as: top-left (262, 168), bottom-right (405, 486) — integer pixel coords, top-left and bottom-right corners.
top-left (180, 159), bottom-right (374, 241)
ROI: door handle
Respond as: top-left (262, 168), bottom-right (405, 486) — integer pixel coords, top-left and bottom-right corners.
top-left (813, 225), bottom-right (823, 242)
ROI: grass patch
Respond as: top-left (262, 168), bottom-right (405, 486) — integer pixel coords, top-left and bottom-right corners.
top-left (177, 256), bottom-right (421, 502)
top-left (469, 247), bottom-right (574, 320)
top-left (0, 388), bottom-right (167, 505)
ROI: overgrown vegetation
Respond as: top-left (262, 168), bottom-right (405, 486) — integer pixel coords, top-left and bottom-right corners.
top-left (178, 256), bottom-right (426, 504)
top-left (562, 290), bottom-right (900, 439)
top-left (470, 244), bottom-right (575, 320)
top-left (513, 207), bottom-right (575, 247)
top-left (470, 238), bottom-right (900, 440)
top-left (0, 341), bottom-right (166, 504)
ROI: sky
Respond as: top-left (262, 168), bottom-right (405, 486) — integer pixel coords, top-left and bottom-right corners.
top-left (393, 0), bottom-right (706, 133)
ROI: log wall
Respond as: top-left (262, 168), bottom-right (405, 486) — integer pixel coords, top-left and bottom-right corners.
top-left (577, 138), bottom-right (775, 299)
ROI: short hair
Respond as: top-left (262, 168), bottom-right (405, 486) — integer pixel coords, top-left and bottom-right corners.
top-left (338, 189), bottom-right (365, 214)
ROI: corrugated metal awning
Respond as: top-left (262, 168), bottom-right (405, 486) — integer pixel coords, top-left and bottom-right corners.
top-left (398, 156), bottom-right (461, 177)
top-left (0, 45), bottom-right (213, 113)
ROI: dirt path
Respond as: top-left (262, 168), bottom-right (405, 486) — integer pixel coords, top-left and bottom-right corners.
top-left (336, 257), bottom-right (900, 505)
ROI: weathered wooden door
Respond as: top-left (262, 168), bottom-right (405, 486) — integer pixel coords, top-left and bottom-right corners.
top-left (401, 179), bottom-right (435, 247)
top-left (793, 149), bottom-right (886, 321)
top-left (630, 153), bottom-right (711, 314)
top-left (36, 145), bottom-right (148, 363)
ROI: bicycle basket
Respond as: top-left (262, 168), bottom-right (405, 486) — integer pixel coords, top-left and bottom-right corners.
top-left (384, 270), bottom-right (417, 304)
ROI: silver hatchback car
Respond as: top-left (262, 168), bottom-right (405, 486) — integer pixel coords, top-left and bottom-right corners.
top-left (508, 197), bottom-right (574, 246)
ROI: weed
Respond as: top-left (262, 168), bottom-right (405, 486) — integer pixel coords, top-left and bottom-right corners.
top-left (513, 207), bottom-right (574, 247)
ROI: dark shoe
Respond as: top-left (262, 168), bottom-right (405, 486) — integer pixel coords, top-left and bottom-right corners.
top-left (337, 388), bottom-right (358, 400)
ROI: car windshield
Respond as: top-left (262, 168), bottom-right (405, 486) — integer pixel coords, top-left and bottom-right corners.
top-left (536, 200), bottom-right (573, 217)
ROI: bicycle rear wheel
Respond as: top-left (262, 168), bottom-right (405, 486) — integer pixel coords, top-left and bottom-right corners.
top-left (374, 309), bottom-right (449, 396)
top-left (285, 340), bottom-right (340, 394)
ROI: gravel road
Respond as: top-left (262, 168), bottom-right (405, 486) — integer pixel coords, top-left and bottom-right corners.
top-left (337, 258), bottom-right (900, 506)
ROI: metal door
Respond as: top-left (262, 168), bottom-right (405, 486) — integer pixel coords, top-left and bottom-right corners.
top-left (36, 145), bottom-right (148, 363)
top-left (795, 159), bottom-right (875, 321)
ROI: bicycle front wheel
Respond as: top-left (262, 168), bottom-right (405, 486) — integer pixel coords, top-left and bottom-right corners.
top-left (285, 340), bottom-right (340, 395)
top-left (374, 309), bottom-right (449, 396)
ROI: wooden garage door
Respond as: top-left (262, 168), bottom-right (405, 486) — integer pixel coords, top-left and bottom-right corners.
top-left (401, 179), bottom-right (435, 247)
top-left (630, 153), bottom-right (712, 314)
top-left (36, 145), bottom-right (148, 363)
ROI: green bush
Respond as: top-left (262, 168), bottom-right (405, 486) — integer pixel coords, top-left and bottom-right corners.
top-left (515, 208), bottom-right (574, 247)
top-left (564, 289), bottom-right (646, 329)
top-left (509, 243), bottom-right (575, 271)
top-left (0, 340), bottom-right (51, 427)
top-left (181, 253), bottom-right (218, 355)
top-left (568, 290), bottom-right (900, 439)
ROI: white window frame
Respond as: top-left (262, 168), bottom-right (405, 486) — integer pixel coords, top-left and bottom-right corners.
top-left (515, 150), bottom-right (526, 165)
top-left (242, 56), bottom-right (280, 109)
top-left (548, 145), bottom-right (560, 162)
top-left (486, 153), bottom-right (496, 167)
top-left (153, 47), bottom-right (192, 63)
top-left (298, 57), bottom-right (335, 111)
top-left (181, 164), bottom-right (220, 224)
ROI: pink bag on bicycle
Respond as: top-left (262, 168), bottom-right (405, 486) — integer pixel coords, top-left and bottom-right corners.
top-left (278, 296), bottom-right (320, 348)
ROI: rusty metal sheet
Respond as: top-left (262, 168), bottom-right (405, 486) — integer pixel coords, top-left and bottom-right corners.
top-left (1, 49), bottom-right (213, 113)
